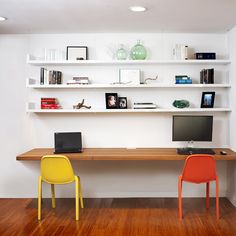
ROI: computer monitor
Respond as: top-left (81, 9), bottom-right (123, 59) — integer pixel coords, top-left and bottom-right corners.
top-left (172, 115), bottom-right (213, 142)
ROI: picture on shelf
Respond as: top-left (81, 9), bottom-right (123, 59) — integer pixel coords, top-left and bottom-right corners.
top-left (105, 93), bottom-right (119, 109)
top-left (119, 69), bottom-right (140, 85)
top-left (201, 92), bottom-right (215, 108)
top-left (66, 46), bottom-right (88, 60)
top-left (119, 97), bottom-right (127, 109)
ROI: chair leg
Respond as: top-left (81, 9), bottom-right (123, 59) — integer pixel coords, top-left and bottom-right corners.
top-left (206, 182), bottom-right (210, 209)
top-left (38, 176), bottom-right (42, 220)
top-left (75, 176), bottom-right (79, 220)
top-left (178, 176), bottom-right (183, 220)
top-left (78, 177), bottom-right (84, 209)
top-left (216, 176), bottom-right (219, 220)
top-left (51, 184), bottom-right (56, 209)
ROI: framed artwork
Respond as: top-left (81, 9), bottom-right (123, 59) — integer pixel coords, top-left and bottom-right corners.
top-left (105, 93), bottom-right (119, 109)
top-left (119, 69), bottom-right (140, 85)
top-left (66, 46), bottom-right (88, 60)
top-left (119, 97), bottom-right (127, 109)
top-left (201, 92), bottom-right (215, 108)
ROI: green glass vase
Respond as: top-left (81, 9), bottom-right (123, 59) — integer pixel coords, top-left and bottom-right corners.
top-left (130, 40), bottom-right (147, 60)
top-left (116, 44), bottom-right (128, 60)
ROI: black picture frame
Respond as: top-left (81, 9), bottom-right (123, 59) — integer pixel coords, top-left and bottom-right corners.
top-left (119, 97), bottom-right (127, 109)
top-left (201, 92), bottom-right (215, 108)
top-left (105, 93), bottom-right (119, 109)
top-left (66, 46), bottom-right (88, 60)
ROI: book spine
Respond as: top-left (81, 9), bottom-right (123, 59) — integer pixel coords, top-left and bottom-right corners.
top-left (48, 71), bottom-right (53, 84)
top-left (41, 105), bottom-right (60, 109)
top-left (45, 70), bottom-right (49, 85)
top-left (52, 71), bottom-right (57, 84)
top-left (40, 68), bottom-right (44, 85)
top-left (56, 71), bottom-right (62, 84)
top-left (184, 46), bottom-right (188, 60)
top-left (41, 98), bottom-right (57, 101)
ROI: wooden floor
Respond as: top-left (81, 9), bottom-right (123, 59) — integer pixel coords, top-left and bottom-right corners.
top-left (0, 198), bottom-right (236, 236)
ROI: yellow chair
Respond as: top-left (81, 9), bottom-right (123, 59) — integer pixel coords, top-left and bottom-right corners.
top-left (38, 155), bottom-right (84, 221)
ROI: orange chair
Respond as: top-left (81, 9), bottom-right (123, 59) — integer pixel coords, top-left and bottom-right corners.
top-left (178, 154), bottom-right (219, 220)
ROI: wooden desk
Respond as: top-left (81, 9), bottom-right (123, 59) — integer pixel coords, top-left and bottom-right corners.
top-left (16, 148), bottom-right (236, 161)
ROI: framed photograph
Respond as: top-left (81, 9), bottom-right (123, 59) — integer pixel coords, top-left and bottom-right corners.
top-left (105, 93), bottom-right (119, 109)
top-left (201, 92), bottom-right (215, 108)
top-left (119, 97), bottom-right (127, 109)
top-left (66, 46), bottom-right (88, 60)
top-left (119, 69), bottom-right (140, 85)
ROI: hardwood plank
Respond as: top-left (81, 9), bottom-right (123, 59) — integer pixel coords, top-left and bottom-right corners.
top-left (16, 148), bottom-right (236, 161)
top-left (0, 198), bottom-right (236, 236)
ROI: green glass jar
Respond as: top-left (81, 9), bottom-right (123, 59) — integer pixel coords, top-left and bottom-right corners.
top-left (130, 40), bottom-right (147, 60)
top-left (116, 44), bottom-right (128, 60)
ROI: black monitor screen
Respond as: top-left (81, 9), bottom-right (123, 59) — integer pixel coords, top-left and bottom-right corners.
top-left (172, 116), bottom-right (213, 142)
top-left (55, 132), bottom-right (82, 149)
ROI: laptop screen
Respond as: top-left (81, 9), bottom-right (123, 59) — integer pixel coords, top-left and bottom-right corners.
top-left (54, 132), bottom-right (82, 151)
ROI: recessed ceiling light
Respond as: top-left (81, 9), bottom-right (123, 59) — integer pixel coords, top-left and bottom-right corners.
top-left (0, 16), bottom-right (7, 21)
top-left (129, 6), bottom-right (147, 12)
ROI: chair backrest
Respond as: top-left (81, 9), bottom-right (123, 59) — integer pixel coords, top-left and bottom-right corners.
top-left (181, 154), bottom-right (216, 183)
top-left (41, 155), bottom-right (75, 184)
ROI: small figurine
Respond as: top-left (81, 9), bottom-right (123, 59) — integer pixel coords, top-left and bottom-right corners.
top-left (73, 99), bottom-right (91, 109)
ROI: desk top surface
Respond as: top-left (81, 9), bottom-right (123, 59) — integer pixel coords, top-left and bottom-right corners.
top-left (16, 148), bottom-right (236, 161)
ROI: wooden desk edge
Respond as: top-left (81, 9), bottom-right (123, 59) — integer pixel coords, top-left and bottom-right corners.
top-left (16, 148), bottom-right (236, 161)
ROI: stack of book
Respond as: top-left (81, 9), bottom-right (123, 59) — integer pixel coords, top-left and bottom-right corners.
top-left (67, 77), bottom-right (89, 85)
top-left (175, 75), bottom-right (192, 84)
top-left (133, 103), bottom-right (157, 109)
top-left (40, 68), bottom-right (62, 85)
top-left (200, 68), bottom-right (214, 84)
top-left (41, 98), bottom-right (61, 109)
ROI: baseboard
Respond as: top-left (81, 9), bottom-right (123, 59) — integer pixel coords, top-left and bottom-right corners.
top-left (226, 196), bottom-right (236, 207)
top-left (83, 191), bottom-right (226, 198)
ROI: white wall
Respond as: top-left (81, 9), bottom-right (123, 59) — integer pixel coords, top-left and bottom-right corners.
top-left (227, 26), bottom-right (236, 205)
top-left (0, 33), bottom-right (230, 198)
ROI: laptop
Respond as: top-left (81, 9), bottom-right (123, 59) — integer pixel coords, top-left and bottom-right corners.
top-left (54, 132), bottom-right (83, 154)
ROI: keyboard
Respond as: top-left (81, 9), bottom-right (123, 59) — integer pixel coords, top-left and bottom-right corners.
top-left (177, 148), bottom-right (215, 155)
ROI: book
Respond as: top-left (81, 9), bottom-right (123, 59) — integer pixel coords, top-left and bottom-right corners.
top-left (175, 75), bottom-right (189, 80)
top-left (41, 98), bottom-right (57, 101)
top-left (41, 105), bottom-right (61, 109)
top-left (40, 68), bottom-right (45, 85)
top-left (175, 79), bottom-right (192, 84)
top-left (134, 102), bottom-right (156, 104)
top-left (133, 104), bottom-right (157, 109)
top-left (56, 71), bottom-right (62, 84)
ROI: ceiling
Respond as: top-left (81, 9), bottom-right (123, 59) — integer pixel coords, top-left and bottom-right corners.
top-left (0, 0), bottom-right (236, 34)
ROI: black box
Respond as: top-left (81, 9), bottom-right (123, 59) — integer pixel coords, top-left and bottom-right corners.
top-left (195, 53), bottom-right (216, 60)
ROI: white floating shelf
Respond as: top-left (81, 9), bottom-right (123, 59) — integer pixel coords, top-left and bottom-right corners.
top-left (27, 58), bottom-right (231, 66)
top-left (27, 83), bottom-right (231, 89)
top-left (27, 108), bottom-right (232, 113)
